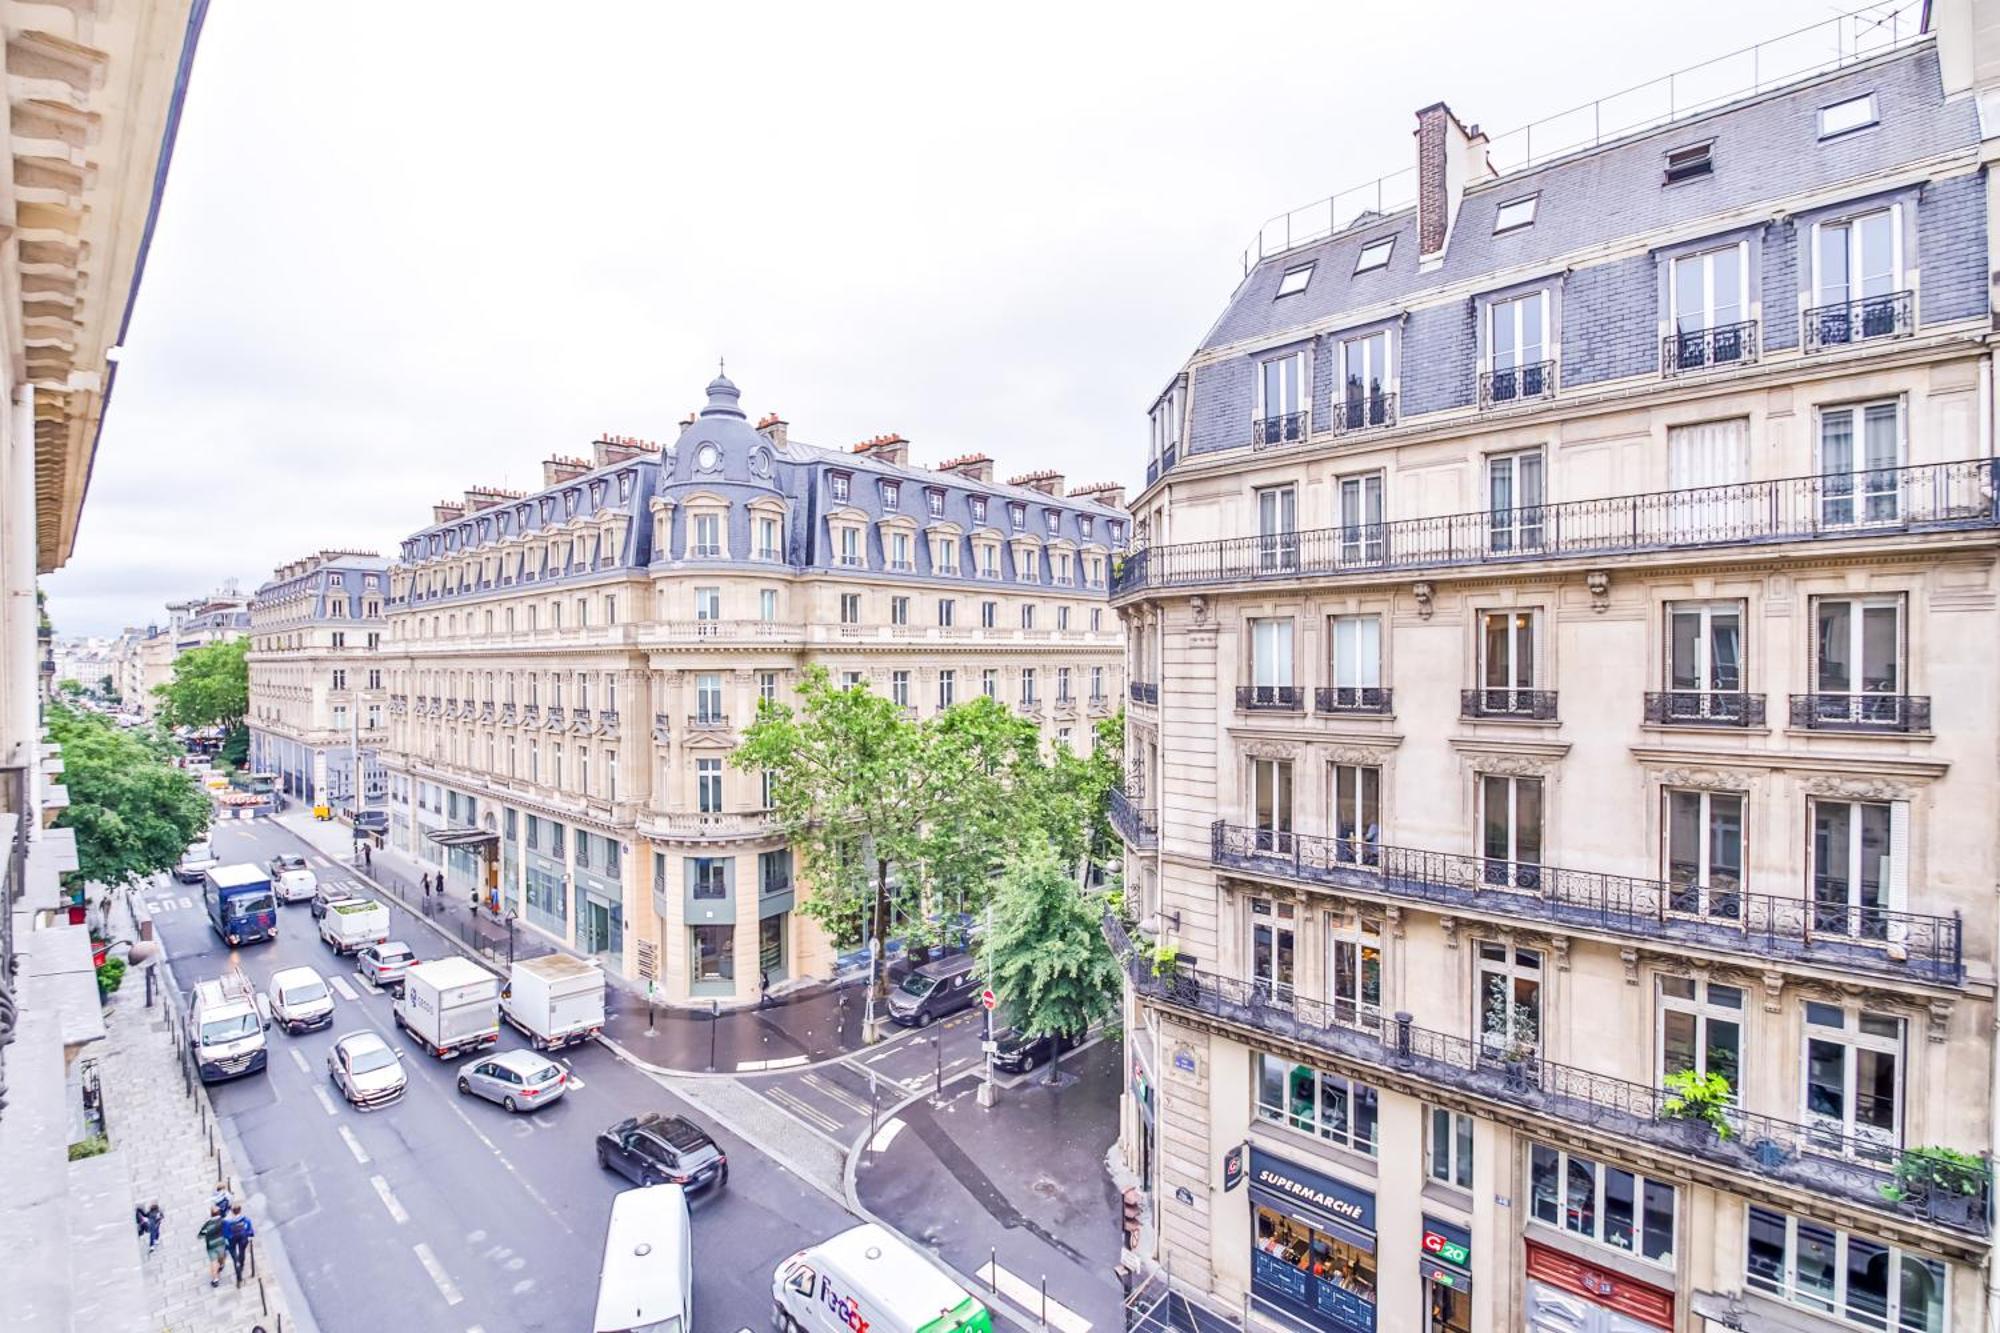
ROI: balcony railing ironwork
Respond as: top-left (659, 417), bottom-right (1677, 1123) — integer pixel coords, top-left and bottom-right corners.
top-left (1144, 444), bottom-right (1178, 489)
top-left (1107, 786), bottom-right (1159, 851)
top-left (1478, 360), bottom-right (1557, 409)
top-left (1329, 392), bottom-right (1396, 436)
top-left (1316, 687), bottom-right (1393, 715)
top-left (1129, 681), bottom-right (1159, 706)
top-left (1236, 685), bottom-right (1305, 712)
top-left (1251, 412), bottom-right (1309, 451)
top-left (1790, 693), bottom-right (1931, 733)
top-left (1804, 291), bottom-right (1914, 354)
top-left (1207, 820), bottom-right (1963, 986)
top-left (1460, 688), bottom-right (1559, 721)
top-left (1643, 691), bottom-right (1765, 727)
top-left (1106, 915), bottom-right (1988, 1235)
top-left (1, 763), bottom-right (29, 1118)
top-left (1662, 320), bottom-right (1760, 376)
top-left (1111, 459), bottom-right (2000, 598)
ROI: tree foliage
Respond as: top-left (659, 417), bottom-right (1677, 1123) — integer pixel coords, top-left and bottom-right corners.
top-left (979, 841), bottom-right (1121, 1080)
top-left (46, 703), bottom-right (209, 888)
top-left (154, 638), bottom-right (249, 731)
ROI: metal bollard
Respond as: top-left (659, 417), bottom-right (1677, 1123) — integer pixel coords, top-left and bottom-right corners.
top-left (1041, 1275), bottom-right (1048, 1328)
top-left (989, 1248), bottom-right (996, 1292)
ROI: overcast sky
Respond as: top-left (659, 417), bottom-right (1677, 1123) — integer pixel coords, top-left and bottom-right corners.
top-left (46, 0), bottom-right (1875, 636)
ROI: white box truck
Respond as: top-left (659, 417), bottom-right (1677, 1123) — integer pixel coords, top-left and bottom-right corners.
top-left (395, 956), bottom-right (501, 1060)
top-left (319, 897), bottom-right (390, 955)
top-left (503, 953), bottom-right (606, 1050)
top-left (773, 1224), bottom-right (992, 1333)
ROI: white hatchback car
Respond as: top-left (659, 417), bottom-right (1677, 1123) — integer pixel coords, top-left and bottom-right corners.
top-left (327, 1030), bottom-right (407, 1109)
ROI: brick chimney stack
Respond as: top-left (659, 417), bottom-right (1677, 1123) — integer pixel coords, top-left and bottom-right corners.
top-left (542, 455), bottom-right (590, 487)
top-left (1414, 102), bottom-right (1492, 264)
top-left (592, 435), bottom-right (661, 468)
top-left (1070, 481), bottom-right (1127, 511)
top-left (757, 413), bottom-right (789, 449)
top-left (938, 452), bottom-right (994, 484)
top-left (850, 433), bottom-right (910, 467)
top-left (1008, 469), bottom-right (1065, 497)
top-left (432, 501), bottom-right (466, 525)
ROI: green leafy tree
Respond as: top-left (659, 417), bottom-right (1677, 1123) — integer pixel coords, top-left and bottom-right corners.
top-left (57, 678), bottom-right (84, 697)
top-left (979, 841), bottom-right (1121, 1084)
top-left (96, 673), bottom-right (120, 704)
top-left (907, 696), bottom-right (1044, 950)
top-left (46, 703), bottom-right (209, 888)
top-left (155, 637), bottom-right (250, 766)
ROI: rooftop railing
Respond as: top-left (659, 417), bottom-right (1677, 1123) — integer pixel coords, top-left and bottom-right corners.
top-left (1112, 459), bottom-right (1999, 598)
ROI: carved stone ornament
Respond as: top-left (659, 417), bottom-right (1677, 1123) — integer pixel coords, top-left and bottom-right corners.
top-left (1472, 753), bottom-right (1552, 779)
top-left (1241, 739), bottom-right (1302, 762)
top-left (1586, 569), bottom-right (1611, 613)
top-left (1655, 766), bottom-right (1755, 793)
top-left (1802, 773), bottom-right (1916, 803)
top-left (1190, 595), bottom-right (1209, 627)
top-left (1439, 916), bottom-right (1459, 949)
top-left (1761, 971), bottom-right (1785, 1014)
top-left (1412, 582), bottom-right (1435, 620)
top-left (1928, 999), bottom-right (1953, 1044)
top-left (1325, 745), bottom-right (1395, 768)
top-left (1383, 904), bottom-right (1405, 939)
top-left (1550, 934), bottom-right (1571, 972)
top-left (1620, 948), bottom-right (1640, 986)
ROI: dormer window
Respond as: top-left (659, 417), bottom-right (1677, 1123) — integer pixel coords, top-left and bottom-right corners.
top-left (1009, 503), bottom-right (1026, 532)
top-left (1819, 93), bottom-right (1878, 140)
top-left (1492, 195), bottom-right (1538, 234)
top-left (969, 496), bottom-right (987, 525)
top-left (1080, 516), bottom-right (1093, 540)
top-left (1664, 141), bottom-right (1713, 184)
top-left (1108, 520), bottom-right (1122, 544)
top-left (329, 573), bottom-right (344, 588)
top-left (564, 490), bottom-right (579, 516)
top-left (1354, 237), bottom-right (1394, 274)
top-left (926, 488), bottom-right (945, 518)
top-left (618, 471), bottom-right (634, 499)
top-left (1275, 263), bottom-right (1315, 298)
top-left (830, 472), bottom-right (850, 501)
top-left (881, 481), bottom-right (900, 512)
top-left (1044, 509), bottom-right (1060, 536)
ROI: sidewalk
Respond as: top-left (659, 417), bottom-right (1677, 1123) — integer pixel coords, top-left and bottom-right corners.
top-left (272, 808), bottom-right (872, 1073)
top-left (101, 891), bottom-right (299, 1332)
top-left (853, 1039), bottom-right (1126, 1333)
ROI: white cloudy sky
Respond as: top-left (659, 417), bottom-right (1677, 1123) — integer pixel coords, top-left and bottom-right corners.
top-left (47, 0), bottom-right (1880, 635)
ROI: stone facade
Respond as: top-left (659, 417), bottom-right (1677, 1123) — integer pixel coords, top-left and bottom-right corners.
top-left (1116, 16), bottom-right (2000, 1333)
top-left (382, 373), bottom-right (1127, 1005)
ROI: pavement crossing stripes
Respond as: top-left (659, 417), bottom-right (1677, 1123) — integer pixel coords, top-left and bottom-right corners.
top-left (800, 1073), bottom-right (871, 1115)
top-left (762, 1085), bottom-right (842, 1136)
top-left (329, 975), bottom-right (359, 1002)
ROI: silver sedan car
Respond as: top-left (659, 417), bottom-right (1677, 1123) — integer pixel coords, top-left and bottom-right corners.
top-left (455, 1048), bottom-right (569, 1113)
top-left (328, 1030), bottom-right (407, 1109)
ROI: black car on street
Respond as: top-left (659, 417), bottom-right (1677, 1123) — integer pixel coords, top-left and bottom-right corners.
top-left (595, 1113), bottom-right (729, 1192)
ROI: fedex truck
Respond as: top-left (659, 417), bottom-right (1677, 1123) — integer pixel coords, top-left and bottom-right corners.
top-left (774, 1224), bottom-right (991, 1333)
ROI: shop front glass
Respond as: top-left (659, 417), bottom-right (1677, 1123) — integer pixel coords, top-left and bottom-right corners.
top-left (1248, 1149), bottom-right (1377, 1332)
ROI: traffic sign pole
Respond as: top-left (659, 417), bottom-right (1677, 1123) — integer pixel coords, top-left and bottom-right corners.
top-left (977, 904), bottom-right (997, 1109)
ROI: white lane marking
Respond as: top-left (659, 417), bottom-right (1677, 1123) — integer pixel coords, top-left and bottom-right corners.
top-left (370, 1174), bottom-right (409, 1224)
top-left (735, 1053), bottom-right (809, 1072)
top-left (289, 1048), bottom-right (310, 1074)
top-left (802, 1073), bottom-right (872, 1115)
top-left (439, 1085), bottom-right (575, 1236)
top-left (764, 1085), bottom-right (842, 1135)
top-left (867, 1117), bottom-right (904, 1153)
top-left (329, 975), bottom-right (359, 1002)
top-left (339, 1124), bottom-right (369, 1164)
top-left (313, 1085), bottom-right (339, 1117)
top-left (863, 1048), bottom-right (898, 1065)
top-left (413, 1242), bottom-right (464, 1306)
top-left (977, 1261), bottom-right (1091, 1333)
top-left (354, 972), bottom-right (381, 995)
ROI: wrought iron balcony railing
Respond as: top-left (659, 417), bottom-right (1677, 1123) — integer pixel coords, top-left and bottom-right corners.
top-left (1207, 820), bottom-right (1963, 986)
top-left (1236, 685), bottom-right (1305, 712)
top-left (1, 763), bottom-right (29, 1119)
top-left (1145, 444), bottom-right (1178, 489)
top-left (1460, 688), bottom-right (1559, 721)
top-left (1105, 916), bottom-right (1988, 1236)
top-left (1478, 360), bottom-right (1557, 409)
top-left (1251, 412), bottom-right (1309, 451)
top-left (1129, 681), bottom-right (1159, 706)
top-left (1662, 320), bottom-right (1760, 376)
top-left (1643, 691), bottom-right (1766, 727)
top-left (1804, 291), bottom-right (1914, 354)
top-left (1790, 693), bottom-right (1931, 734)
top-left (1110, 459), bottom-right (1999, 598)
top-left (687, 713), bottom-right (731, 732)
top-left (1330, 392), bottom-right (1396, 436)
top-left (1316, 686), bottom-right (1393, 715)
top-left (1107, 786), bottom-right (1158, 851)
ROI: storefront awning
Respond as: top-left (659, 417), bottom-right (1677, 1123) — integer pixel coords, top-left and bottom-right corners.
top-left (425, 826), bottom-right (498, 848)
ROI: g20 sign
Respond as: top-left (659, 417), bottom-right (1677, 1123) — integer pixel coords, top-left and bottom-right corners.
top-left (1422, 1228), bottom-right (1471, 1269)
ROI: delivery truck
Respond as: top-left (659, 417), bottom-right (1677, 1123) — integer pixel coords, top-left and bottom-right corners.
top-left (202, 863), bottom-right (278, 946)
top-left (319, 896), bottom-right (390, 955)
top-left (502, 953), bottom-right (606, 1050)
top-left (394, 956), bottom-right (501, 1060)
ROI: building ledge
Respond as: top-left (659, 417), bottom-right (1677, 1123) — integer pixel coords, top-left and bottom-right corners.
top-left (26, 923), bottom-right (105, 1051)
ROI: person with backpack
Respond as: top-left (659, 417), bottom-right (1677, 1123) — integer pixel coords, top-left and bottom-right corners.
top-left (197, 1207), bottom-right (226, 1286)
top-left (221, 1203), bottom-right (256, 1285)
top-left (133, 1200), bottom-right (162, 1252)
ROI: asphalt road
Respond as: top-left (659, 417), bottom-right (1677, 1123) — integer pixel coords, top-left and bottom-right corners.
top-left (150, 816), bottom-right (856, 1333)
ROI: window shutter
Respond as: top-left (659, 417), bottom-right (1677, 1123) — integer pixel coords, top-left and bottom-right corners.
top-left (1887, 801), bottom-right (1910, 930)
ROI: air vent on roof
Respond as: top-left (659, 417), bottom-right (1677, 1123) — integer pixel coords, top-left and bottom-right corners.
top-left (1663, 142), bottom-right (1713, 185)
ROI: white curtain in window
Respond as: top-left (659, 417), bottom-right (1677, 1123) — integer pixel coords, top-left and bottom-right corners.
top-left (1252, 620), bottom-right (1293, 687)
top-left (1667, 418), bottom-right (1750, 540)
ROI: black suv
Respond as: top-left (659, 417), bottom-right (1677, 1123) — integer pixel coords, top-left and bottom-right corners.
top-left (595, 1113), bottom-right (728, 1192)
top-left (992, 1026), bottom-right (1084, 1074)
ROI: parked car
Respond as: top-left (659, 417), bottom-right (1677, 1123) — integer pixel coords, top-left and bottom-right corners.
top-left (266, 965), bottom-right (336, 1035)
top-left (356, 941), bottom-right (416, 992)
top-left (457, 1048), bottom-right (569, 1113)
top-left (174, 840), bottom-right (218, 884)
top-left (319, 897), bottom-right (389, 953)
top-left (274, 867), bottom-right (318, 905)
top-left (327, 1030), bottom-right (406, 1109)
top-left (991, 1025), bottom-right (1083, 1074)
top-left (596, 1113), bottom-right (728, 1192)
top-left (886, 953), bottom-right (980, 1027)
top-left (267, 853), bottom-right (307, 878)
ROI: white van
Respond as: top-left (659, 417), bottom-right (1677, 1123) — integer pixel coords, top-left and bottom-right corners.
top-left (592, 1184), bottom-right (691, 1333)
top-left (773, 1224), bottom-right (992, 1333)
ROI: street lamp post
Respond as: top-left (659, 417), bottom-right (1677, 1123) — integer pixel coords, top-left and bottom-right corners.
top-left (707, 998), bottom-right (720, 1073)
top-left (504, 910), bottom-right (517, 967)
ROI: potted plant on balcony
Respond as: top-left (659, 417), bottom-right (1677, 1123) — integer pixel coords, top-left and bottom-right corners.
top-left (1881, 1146), bottom-right (1988, 1227)
top-left (1150, 942), bottom-right (1180, 980)
top-left (1661, 1070), bottom-right (1735, 1144)
top-left (1481, 992), bottom-right (1540, 1091)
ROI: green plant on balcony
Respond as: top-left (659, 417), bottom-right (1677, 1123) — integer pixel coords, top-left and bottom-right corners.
top-left (1881, 1145), bottom-right (1988, 1206)
top-left (1151, 942), bottom-right (1180, 978)
top-left (1661, 1069), bottom-right (1735, 1141)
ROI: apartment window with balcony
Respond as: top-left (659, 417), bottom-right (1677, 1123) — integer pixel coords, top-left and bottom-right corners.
top-left (935, 669), bottom-right (956, 709)
top-left (1475, 609), bottom-right (1539, 715)
top-left (1477, 941), bottom-right (1542, 1057)
top-left (1665, 789), bottom-right (1744, 919)
top-left (760, 588), bottom-right (778, 621)
top-left (1428, 1109), bottom-right (1475, 1191)
top-left (1658, 976), bottom-right (1743, 1094)
top-left (1247, 897), bottom-right (1295, 999)
top-left (1668, 241), bottom-right (1751, 371)
top-left (1818, 401), bottom-right (1903, 527)
top-left (1802, 1003), bottom-right (1903, 1157)
top-left (934, 537), bottom-right (958, 575)
top-left (528, 741), bottom-right (539, 783)
top-left (1327, 917), bottom-right (1380, 1028)
top-left (891, 670), bottom-right (911, 707)
top-left (978, 543), bottom-right (999, 579)
top-left (1254, 349), bottom-right (1307, 446)
top-left (1250, 757), bottom-right (1292, 854)
top-left (1746, 1208), bottom-right (1944, 1331)
top-left (331, 669), bottom-right (348, 690)
top-left (695, 587), bottom-right (720, 621)
top-left (1810, 208), bottom-right (1904, 350)
top-left (1340, 330), bottom-right (1391, 431)
top-left (692, 512), bottom-right (722, 557)
top-left (579, 748), bottom-right (591, 796)
top-left (1480, 774), bottom-right (1543, 889)
top-left (889, 531), bottom-right (912, 572)
top-left (759, 671), bottom-right (778, 704)
top-left (696, 758), bottom-right (723, 813)
top-left (1090, 666), bottom-right (1103, 700)
top-left (1021, 605), bottom-right (1036, 630)
top-left (367, 669), bottom-right (382, 689)
top-left (1332, 473), bottom-right (1384, 566)
top-left (551, 744), bottom-right (564, 789)
top-left (1020, 668), bottom-right (1037, 707)
top-left (1255, 485), bottom-right (1298, 572)
top-left (1529, 1145), bottom-right (1676, 1264)
top-left (1247, 618), bottom-right (1294, 708)
top-left (839, 526), bottom-right (863, 567)
top-left (840, 593), bottom-right (861, 625)
top-left (1485, 289), bottom-right (1551, 405)
top-left (1811, 798), bottom-right (1906, 942)
top-left (980, 601), bottom-right (997, 629)
top-left (1662, 600), bottom-right (1744, 721)
top-left (1327, 614), bottom-right (1382, 711)
top-left (1254, 1050), bottom-right (1378, 1154)
top-left (1018, 548), bottom-right (1040, 584)
top-left (1486, 449), bottom-right (1544, 553)
top-left (692, 857), bottom-right (727, 899)
top-left (1330, 763), bottom-right (1380, 864)
top-left (1050, 552), bottom-right (1071, 586)
top-left (331, 630), bottom-right (346, 649)
top-left (891, 597), bottom-right (910, 626)
top-left (982, 669), bottom-right (998, 699)
top-left (1057, 667), bottom-right (1072, 703)
top-left (695, 674), bottom-right (723, 724)
top-left (757, 515), bottom-right (781, 560)
top-left (1809, 595), bottom-right (1910, 730)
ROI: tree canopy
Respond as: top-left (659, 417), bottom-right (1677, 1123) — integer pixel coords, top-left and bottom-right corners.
top-left (979, 841), bottom-right (1122, 1080)
top-left (155, 637), bottom-right (250, 766)
top-left (46, 703), bottom-right (209, 888)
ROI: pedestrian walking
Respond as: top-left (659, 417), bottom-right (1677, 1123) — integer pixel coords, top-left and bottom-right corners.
top-left (363, 842), bottom-right (372, 869)
top-left (222, 1204), bottom-right (255, 1285)
top-left (197, 1208), bottom-right (226, 1286)
top-left (133, 1200), bottom-right (162, 1251)
top-left (209, 1180), bottom-right (231, 1216)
